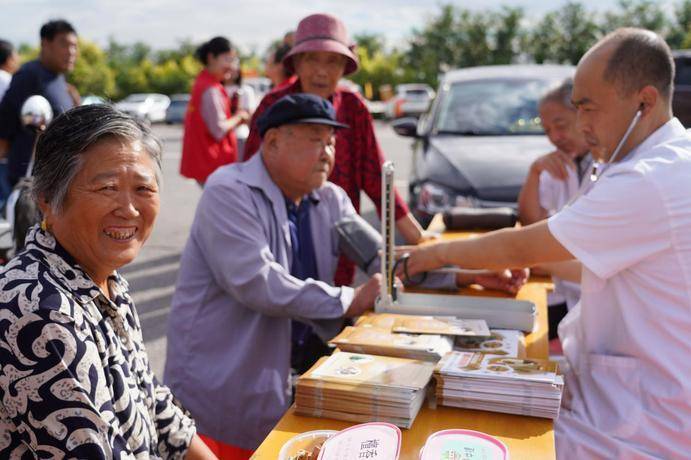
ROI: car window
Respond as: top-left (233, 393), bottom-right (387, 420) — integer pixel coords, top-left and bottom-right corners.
top-left (675, 58), bottom-right (691, 86)
top-left (404, 89), bottom-right (432, 100)
top-left (435, 78), bottom-right (548, 135)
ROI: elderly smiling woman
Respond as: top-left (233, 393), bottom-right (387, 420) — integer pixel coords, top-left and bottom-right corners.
top-left (0, 105), bottom-right (215, 459)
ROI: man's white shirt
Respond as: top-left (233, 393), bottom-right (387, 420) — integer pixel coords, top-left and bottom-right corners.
top-left (0, 69), bottom-right (11, 102)
top-left (548, 118), bottom-right (691, 458)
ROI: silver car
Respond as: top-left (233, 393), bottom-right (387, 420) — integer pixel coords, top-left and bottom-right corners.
top-left (386, 83), bottom-right (435, 119)
top-left (115, 93), bottom-right (171, 123)
top-left (393, 65), bottom-right (575, 227)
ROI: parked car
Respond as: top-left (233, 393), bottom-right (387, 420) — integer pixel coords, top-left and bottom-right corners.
top-left (386, 84), bottom-right (435, 119)
top-left (115, 93), bottom-right (170, 123)
top-left (672, 50), bottom-right (691, 127)
top-left (165, 93), bottom-right (190, 124)
top-left (244, 76), bottom-right (272, 101)
top-left (393, 64), bottom-right (575, 228)
top-left (81, 94), bottom-right (108, 106)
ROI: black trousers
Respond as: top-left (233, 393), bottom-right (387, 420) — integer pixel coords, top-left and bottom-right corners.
top-left (548, 302), bottom-right (569, 340)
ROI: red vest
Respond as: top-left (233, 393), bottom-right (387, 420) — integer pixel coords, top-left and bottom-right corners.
top-left (180, 69), bottom-right (237, 183)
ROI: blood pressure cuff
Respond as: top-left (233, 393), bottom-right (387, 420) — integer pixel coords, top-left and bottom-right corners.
top-left (335, 215), bottom-right (457, 290)
top-left (443, 207), bottom-right (517, 231)
top-left (335, 214), bottom-right (382, 275)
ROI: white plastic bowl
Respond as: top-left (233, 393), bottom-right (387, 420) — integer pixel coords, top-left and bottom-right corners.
top-left (278, 430), bottom-right (338, 460)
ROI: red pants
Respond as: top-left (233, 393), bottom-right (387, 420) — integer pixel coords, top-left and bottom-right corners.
top-left (199, 434), bottom-right (253, 460)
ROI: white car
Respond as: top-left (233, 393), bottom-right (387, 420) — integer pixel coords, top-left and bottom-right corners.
top-left (386, 84), bottom-right (435, 119)
top-left (115, 93), bottom-right (171, 123)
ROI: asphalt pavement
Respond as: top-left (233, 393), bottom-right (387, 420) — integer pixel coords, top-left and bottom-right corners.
top-left (126, 121), bottom-right (416, 379)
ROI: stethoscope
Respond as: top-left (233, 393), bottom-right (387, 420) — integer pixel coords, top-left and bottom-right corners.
top-left (566, 105), bottom-right (643, 206)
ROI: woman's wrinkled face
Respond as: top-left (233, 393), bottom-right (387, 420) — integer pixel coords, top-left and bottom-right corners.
top-left (43, 138), bottom-right (160, 282)
top-left (293, 51), bottom-right (347, 100)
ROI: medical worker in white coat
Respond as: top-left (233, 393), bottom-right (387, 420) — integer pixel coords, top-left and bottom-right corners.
top-left (401, 28), bottom-right (691, 459)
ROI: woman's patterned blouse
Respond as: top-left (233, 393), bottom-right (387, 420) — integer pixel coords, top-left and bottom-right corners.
top-left (0, 227), bottom-right (195, 459)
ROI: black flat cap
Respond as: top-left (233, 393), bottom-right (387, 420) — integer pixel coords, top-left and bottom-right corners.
top-left (257, 93), bottom-right (349, 138)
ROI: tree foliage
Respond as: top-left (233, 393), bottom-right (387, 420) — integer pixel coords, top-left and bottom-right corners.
top-left (14, 1), bottom-right (691, 101)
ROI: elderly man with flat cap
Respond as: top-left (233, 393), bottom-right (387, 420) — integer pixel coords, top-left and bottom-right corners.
top-left (164, 93), bottom-right (383, 457)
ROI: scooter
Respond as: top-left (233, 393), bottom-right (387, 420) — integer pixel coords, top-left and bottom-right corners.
top-left (0, 95), bottom-right (52, 262)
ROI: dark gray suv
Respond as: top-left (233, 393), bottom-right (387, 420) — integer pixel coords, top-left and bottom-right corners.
top-left (392, 65), bottom-right (575, 228)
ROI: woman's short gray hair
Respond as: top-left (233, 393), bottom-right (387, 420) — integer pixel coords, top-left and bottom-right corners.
top-left (539, 78), bottom-right (575, 111)
top-left (32, 104), bottom-right (162, 214)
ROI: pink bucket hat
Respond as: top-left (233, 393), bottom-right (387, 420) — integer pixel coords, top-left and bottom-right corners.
top-left (283, 13), bottom-right (359, 75)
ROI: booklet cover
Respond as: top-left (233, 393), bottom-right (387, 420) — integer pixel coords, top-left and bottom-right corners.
top-left (307, 352), bottom-right (434, 390)
top-left (355, 313), bottom-right (420, 331)
top-left (329, 326), bottom-right (453, 360)
top-left (392, 317), bottom-right (490, 337)
top-left (438, 351), bottom-right (559, 384)
top-left (454, 329), bottom-right (524, 357)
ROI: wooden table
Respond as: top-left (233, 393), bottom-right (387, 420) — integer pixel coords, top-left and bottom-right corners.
top-left (252, 229), bottom-right (555, 460)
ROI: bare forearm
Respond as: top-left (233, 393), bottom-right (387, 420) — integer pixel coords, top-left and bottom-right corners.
top-left (518, 168), bottom-right (548, 225)
top-left (435, 221), bottom-right (573, 270)
top-left (185, 434), bottom-right (218, 460)
top-left (538, 260), bottom-right (581, 282)
top-left (396, 212), bottom-right (424, 243)
top-left (221, 114), bottom-right (245, 133)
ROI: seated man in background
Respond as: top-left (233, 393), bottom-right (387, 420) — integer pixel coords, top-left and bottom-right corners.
top-left (518, 78), bottom-right (591, 338)
top-left (164, 93), bottom-right (527, 457)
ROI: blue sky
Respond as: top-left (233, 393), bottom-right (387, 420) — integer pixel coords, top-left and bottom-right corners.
top-left (2, 0), bottom-right (676, 54)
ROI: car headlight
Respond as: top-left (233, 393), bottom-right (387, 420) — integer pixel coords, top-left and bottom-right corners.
top-left (417, 183), bottom-right (452, 214)
top-left (417, 182), bottom-right (478, 214)
top-left (454, 194), bottom-right (479, 208)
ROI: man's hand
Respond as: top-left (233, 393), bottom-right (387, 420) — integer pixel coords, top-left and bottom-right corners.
top-left (345, 273), bottom-right (382, 317)
top-left (531, 150), bottom-right (575, 181)
top-left (0, 138), bottom-right (9, 159)
top-left (237, 110), bottom-right (251, 124)
top-left (473, 269), bottom-right (529, 295)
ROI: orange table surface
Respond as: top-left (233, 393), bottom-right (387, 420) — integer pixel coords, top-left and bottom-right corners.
top-left (252, 226), bottom-right (555, 459)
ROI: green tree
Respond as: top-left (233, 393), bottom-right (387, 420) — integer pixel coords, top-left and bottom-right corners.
top-left (603, 0), bottom-right (668, 33)
top-left (70, 39), bottom-right (116, 97)
top-left (524, 12), bottom-right (560, 64)
top-left (524, 2), bottom-right (599, 65)
top-left (402, 5), bottom-right (524, 87)
top-left (353, 33), bottom-right (385, 57)
top-left (491, 7), bottom-right (524, 65)
top-left (668, 0), bottom-right (691, 49)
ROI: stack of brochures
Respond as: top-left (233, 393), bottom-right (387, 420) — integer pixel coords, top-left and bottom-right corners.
top-left (295, 351), bottom-right (434, 428)
top-left (329, 326), bottom-right (453, 362)
top-left (454, 329), bottom-right (525, 357)
top-left (435, 351), bottom-right (564, 419)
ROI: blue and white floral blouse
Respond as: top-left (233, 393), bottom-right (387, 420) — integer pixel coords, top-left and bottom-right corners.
top-left (0, 227), bottom-right (195, 459)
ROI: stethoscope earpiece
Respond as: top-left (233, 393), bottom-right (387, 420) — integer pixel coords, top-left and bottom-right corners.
top-left (567, 106), bottom-right (643, 204)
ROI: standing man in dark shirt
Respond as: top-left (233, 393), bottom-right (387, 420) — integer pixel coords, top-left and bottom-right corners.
top-left (0, 19), bottom-right (78, 187)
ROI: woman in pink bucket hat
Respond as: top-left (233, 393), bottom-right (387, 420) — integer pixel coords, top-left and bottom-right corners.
top-left (245, 13), bottom-right (431, 286)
